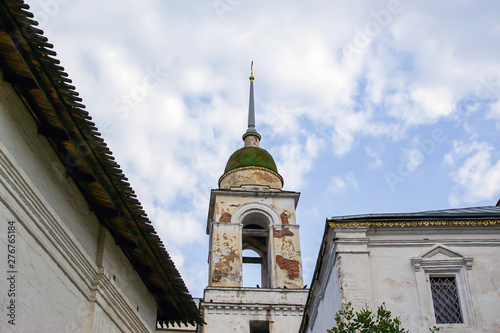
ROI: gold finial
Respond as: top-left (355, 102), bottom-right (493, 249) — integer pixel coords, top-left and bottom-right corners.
top-left (249, 61), bottom-right (254, 81)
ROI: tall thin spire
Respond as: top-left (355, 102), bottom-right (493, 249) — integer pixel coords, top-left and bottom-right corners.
top-left (247, 61), bottom-right (256, 134)
top-left (243, 61), bottom-right (261, 147)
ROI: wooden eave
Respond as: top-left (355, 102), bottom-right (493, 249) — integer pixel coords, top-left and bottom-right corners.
top-left (0, 0), bottom-right (201, 326)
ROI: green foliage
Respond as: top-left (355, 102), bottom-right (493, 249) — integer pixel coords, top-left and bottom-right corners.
top-left (327, 303), bottom-right (440, 333)
top-left (327, 302), bottom-right (409, 333)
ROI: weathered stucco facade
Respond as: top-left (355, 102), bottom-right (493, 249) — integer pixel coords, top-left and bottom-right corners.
top-left (301, 210), bottom-right (500, 333)
top-left (207, 187), bottom-right (303, 289)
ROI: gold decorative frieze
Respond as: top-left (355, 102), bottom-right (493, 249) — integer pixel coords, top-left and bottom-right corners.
top-left (328, 219), bottom-right (500, 228)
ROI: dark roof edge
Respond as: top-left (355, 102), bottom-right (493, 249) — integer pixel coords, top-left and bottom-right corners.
top-left (328, 206), bottom-right (500, 223)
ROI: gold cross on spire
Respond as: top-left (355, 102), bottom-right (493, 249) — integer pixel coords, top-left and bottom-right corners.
top-left (249, 61), bottom-right (254, 81)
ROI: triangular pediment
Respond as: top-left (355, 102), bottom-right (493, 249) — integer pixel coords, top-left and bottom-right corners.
top-left (421, 245), bottom-right (464, 259)
top-left (410, 244), bottom-right (473, 271)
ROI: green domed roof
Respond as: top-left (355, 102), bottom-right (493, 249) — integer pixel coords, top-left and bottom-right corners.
top-left (224, 146), bottom-right (279, 174)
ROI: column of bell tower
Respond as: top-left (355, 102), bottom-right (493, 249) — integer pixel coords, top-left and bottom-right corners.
top-left (200, 66), bottom-right (308, 333)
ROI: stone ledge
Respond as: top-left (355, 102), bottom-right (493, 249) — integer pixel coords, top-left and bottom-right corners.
top-left (201, 303), bottom-right (305, 316)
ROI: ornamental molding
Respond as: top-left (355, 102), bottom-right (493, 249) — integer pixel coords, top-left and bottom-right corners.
top-left (329, 219), bottom-right (499, 228)
top-left (201, 303), bottom-right (304, 316)
top-left (231, 201), bottom-right (282, 227)
top-left (410, 244), bottom-right (473, 272)
top-left (368, 239), bottom-right (500, 247)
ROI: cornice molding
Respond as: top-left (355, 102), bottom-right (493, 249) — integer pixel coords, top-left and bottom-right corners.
top-left (200, 303), bottom-right (305, 316)
top-left (368, 239), bottom-right (500, 247)
top-left (329, 220), bottom-right (499, 228)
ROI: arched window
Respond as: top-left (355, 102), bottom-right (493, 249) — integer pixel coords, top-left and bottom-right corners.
top-left (242, 212), bottom-right (270, 288)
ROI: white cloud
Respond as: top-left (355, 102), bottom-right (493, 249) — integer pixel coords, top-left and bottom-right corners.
top-left (155, 208), bottom-right (205, 246)
top-left (411, 87), bottom-right (455, 121)
top-left (277, 135), bottom-right (323, 190)
top-left (265, 106), bottom-right (301, 135)
top-left (487, 100), bottom-right (500, 128)
top-left (328, 172), bottom-right (359, 194)
top-left (365, 146), bottom-right (382, 168)
top-left (446, 141), bottom-right (500, 206)
top-left (401, 147), bottom-right (425, 173)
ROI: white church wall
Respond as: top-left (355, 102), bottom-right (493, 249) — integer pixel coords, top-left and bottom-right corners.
top-left (466, 245), bottom-right (500, 330)
top-left (0, 72), bottom-right (101, 260)
top-left (304, 228), bottom-right (342, 333)
top-left (101, 227), bottom-right (158, 326)
top-left (0, 202), bottom-right (89, 332)
top-left (92, 305), bottom-right (123, 333)
top-left (317, 259), bottom-right (342, 332)
top-left (368, 242), bottom-right (436, 332)
top-left (0, 69), bottom-right (158, 332)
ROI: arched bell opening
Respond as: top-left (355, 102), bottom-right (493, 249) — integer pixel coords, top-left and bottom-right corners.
top-left (242, 212), bottom-right (271, 288)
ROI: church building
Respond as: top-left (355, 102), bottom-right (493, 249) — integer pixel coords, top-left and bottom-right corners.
top-left (300, 205), bottom-right (500, 332)
top-left (198, 67), bottom-right (308, 332)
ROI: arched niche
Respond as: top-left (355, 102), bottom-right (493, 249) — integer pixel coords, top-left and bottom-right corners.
top-left (232, 203), bottom-right (280, 288)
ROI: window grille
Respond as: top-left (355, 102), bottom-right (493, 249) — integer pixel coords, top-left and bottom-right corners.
top-left (250, 320), bottom-right (269, 333)
top-left (430, 276), bottom-right (463, 324)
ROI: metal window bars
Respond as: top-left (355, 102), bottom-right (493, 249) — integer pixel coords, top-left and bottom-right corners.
top-left (430, 276), bottom-right (463, 324)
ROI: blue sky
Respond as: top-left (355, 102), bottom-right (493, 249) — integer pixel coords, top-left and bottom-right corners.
top-left (27, 0), bottom-right (500, 297)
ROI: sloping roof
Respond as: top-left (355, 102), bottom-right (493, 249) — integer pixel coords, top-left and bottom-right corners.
top-left (328, 206), bottom-right (500, 227)
top-left (329, 206), bottom-right (500, 223)
top-left (0, 0), bottom-right (201, 326)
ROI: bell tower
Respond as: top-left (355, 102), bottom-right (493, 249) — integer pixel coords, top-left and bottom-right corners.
top-left (200, 64), bottom-right (308, 333)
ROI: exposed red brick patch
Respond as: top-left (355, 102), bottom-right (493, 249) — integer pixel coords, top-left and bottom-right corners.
top-left (276, 255), bottom-right (300, 280)
top-left (211, 269), bottom-right (221, 283)
top-left (280, 211), bottom-right (289, 225)
top-left (219, 212), bottom-right (231, 222)
top-left (273, 228), bottom-right (294, 238)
